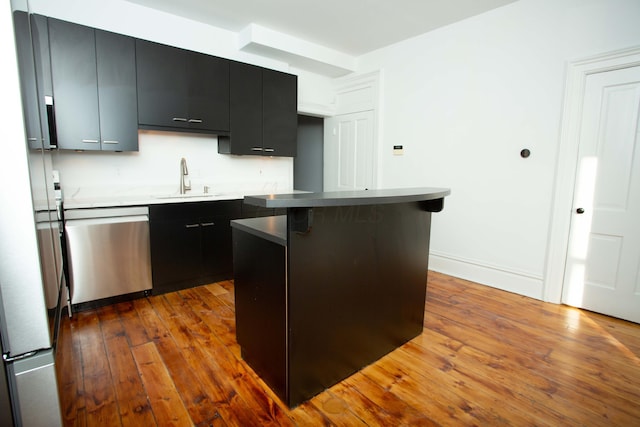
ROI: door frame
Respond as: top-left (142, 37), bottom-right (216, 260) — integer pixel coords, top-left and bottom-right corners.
top-left (543, 46), bottom-right (640, 303)
top-left (324, 71), bottom-right (380, 190)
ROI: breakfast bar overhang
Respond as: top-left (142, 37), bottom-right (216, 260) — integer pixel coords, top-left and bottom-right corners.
top-left (231, 187), bottom-right (450, 407)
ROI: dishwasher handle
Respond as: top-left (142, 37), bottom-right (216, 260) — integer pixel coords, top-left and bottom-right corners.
top-left (64, 206), bottom-right (148, 220)
top-left (65, 215), bottom-right (148, 228)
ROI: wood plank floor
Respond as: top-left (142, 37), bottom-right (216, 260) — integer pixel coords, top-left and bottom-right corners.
top-left (55, 271), bottom-right (640, 426)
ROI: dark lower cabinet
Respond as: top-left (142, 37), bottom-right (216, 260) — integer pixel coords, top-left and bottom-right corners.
top-left (201, 212), bottom-right (235, 279)
top-left (149, 200), bottom-right (241, 294)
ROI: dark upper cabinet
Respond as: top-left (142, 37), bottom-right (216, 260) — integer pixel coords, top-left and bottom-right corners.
top-left (135, 41), bottom-right (186, 129)
top-left (15, 14), bottom-right (55, 149)
top-left (95, 30), bottom-right (138, 151)
top-left (219, 62), bottom-right (297, 157)
top-left (187, 50), bottom-right (230, 132)
top-left (30, 15), bottom-right (55, 149)
top-left (13, 11), bottom-right (42, 149)
top-left (136, 39), bottom-right (230, 134)
top-left (262, 68), bottom-right (297, 156)
top-left (48, 18), bottom-right (138, 151)
top-left (225, 62), bottom-right (263, 154)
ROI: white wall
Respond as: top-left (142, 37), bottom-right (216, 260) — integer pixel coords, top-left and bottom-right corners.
top-left (27, 0), bottom-right (334, 198)
top-left (357, 0), bottom-right (640, 299)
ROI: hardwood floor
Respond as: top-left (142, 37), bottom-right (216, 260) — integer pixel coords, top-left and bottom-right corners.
top-left (55, 271), bottom-right (640, 426)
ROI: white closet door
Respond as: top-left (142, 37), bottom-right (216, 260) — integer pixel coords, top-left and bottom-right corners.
top-left (562, 65), bottom-right (640, 323)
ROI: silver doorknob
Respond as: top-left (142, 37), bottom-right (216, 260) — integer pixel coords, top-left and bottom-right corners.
top-left (576, 208), bottom-right (585, 214)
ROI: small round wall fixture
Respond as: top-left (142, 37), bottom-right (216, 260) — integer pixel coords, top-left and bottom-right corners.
top-left (520, 149), bottom-right (531, 158)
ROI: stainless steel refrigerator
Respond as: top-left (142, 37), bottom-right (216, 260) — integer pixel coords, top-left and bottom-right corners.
top-left (1, 2), bottom-right (64, 426)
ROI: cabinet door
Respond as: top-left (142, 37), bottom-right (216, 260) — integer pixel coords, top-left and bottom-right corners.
top-left (263, 69), bottom-right (297, 157)
top-left (149, 218), bottom-right (202, 293)
top-left (200, 215), bottom-right (234, 280)
top-left (30, 14), bottom-right (55, 149)
top-left (136, 39), bottom-right (188, 129)
top-left (221, 61), bottom-right (262, 155)
top-left (49, 18), bottom-right (101, 150)
top-left (13, 11), bottom-right (42, 149)
top-left (201, 200), bottom-right (241, 280)
top-left (95, 30), bottom-right (138, 151)
top-left (187, 52), bottom-right (229, 132)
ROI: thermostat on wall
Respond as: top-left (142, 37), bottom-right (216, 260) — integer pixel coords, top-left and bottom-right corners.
top-left (393, 145), bottom-right (404, 155)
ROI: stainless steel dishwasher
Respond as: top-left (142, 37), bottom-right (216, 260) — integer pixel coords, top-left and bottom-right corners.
top-left (64, 206), bottom-right (152, 309)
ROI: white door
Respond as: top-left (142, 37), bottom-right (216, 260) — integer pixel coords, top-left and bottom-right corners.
top-left (324, 111), bottom-right (374, 192)
top-left (562, 65), bottom-right (640, 323)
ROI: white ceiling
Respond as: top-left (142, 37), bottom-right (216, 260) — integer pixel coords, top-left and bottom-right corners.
top-left (126, 0), bottom-right (518, 56)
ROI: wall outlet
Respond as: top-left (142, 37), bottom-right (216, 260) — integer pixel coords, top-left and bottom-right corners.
top-left (393, 145), bottom-right (404, 155)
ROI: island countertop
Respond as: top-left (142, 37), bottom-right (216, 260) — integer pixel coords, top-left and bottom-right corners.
top-left (243, 187), bottom-right (450, 209)
top-left (231, 215), bottom-right (287, 246)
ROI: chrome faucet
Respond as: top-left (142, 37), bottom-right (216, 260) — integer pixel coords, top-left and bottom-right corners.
top-left (179, 157), bottom-right (191, 194)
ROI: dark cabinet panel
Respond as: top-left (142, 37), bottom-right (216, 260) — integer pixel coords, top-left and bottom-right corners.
top-left (220, 62), bottom-right (262, 155)
top-left (233, 228), bottom-right (287, 400)
top-left (13, 11), bottom-right (42, 149)
top-left (95, 30), bottom-right (138, 151)
top-left (187, 52), bottom-right (230, 132)
top-left (29, 14), bottom-right (55, 149)
top-left (201, 215), bottom-right (234, 279)
top-left (49, 18), bottom-right (101, 150)
top-left (219, 63), bottom-right (297, 157)
top-left (263, 69), bottom-right (297, 157)
top-left (48, 18), bottom-right (138, 151)
top-left (136, 39), bottom-right (229, 134)
top-left (136, 40), bottom-right (187, 129)
top-left (149, 217), bottom-right (202, 292)
top-left (149, 200), bottom-right (241, 294)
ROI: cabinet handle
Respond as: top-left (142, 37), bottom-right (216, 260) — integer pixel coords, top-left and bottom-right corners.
top-left (172, 117), bottom-right (188, 122)
top-left (27, 137), bottom-right (38, 142)
top-left (185, 223), bottom-right (200, 229)
top-left (263, 148), bottom-right (275, 153)
top-left (188, 118), bottom-right (203, 123)
top-left (251, 147), bottom-right (263, 151)
top-left (82, 139), bottom-right (99, 144)
top-left (201, 222), bottom-right (215, 227)
top-left (102, 140), bottom-right (119, 145)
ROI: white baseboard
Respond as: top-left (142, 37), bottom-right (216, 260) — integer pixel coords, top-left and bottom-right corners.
top-left (428, 251), bottom-right (544, 300)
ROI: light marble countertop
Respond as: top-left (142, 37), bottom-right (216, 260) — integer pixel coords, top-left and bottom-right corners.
top-left (62, 184), bottom-right (294, 210)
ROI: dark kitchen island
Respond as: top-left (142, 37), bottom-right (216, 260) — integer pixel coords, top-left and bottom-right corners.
top-left (231, 187), bottom-right (450, 407)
